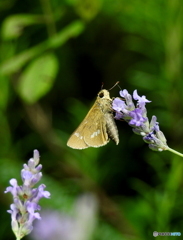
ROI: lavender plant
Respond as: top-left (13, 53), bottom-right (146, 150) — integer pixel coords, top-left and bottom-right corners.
top-left (112, 89), bottom-right (183, 157)
top-left (4, 150), bottom-right (50, 240)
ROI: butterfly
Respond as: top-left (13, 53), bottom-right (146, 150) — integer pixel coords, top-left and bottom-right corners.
top-left (67, 89), bottom-right (119, 149)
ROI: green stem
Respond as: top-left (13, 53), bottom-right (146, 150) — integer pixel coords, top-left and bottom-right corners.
top-left (166, 147), bottom-right (183, 157)
top-left (39, 0), bottom-right (57, 37)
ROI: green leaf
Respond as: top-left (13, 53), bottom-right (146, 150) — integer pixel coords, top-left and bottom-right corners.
top-left (0, 20), bottom-right (85, 75)
top-left (1, 14), bottom-right (43, 40)
top-left (18, 53), bottom-right (58, 104)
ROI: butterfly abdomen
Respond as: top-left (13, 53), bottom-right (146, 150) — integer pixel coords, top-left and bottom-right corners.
top-left (105, 112), bottom-right (119, 145)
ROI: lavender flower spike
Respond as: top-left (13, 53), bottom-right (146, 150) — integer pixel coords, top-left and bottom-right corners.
top-left (112, 90), bottom-right (169, 152)
top-left (113, 90), bottom-right (183, 157)
top-left (5, 150), bottom-right (50, 240)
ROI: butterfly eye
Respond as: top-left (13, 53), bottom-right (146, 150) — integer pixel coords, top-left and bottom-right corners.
top-left (99, 92), bottom-right (104, 98)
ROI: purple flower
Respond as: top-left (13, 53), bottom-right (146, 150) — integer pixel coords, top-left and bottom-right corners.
top-left (149, 115), bottom-right (158, 132)
top-left (112, 98), bottom-right (128, 120)
top-left (5, 179), bottom-right (19, 196)
top-left (31, 194), bottom-right (98, 240)
top-left (133, 90), bottom-right (151, 108)
top-left (112, 89), bottom-right (168, 151)
top-left (31, 211), bottom-right (75, 240)
top-left (112, 98), bottom-right (126, 113)
top-left (113, 89), bottom-right (150, 126)
top-left (5, 150), bottom-right (50, 240)
top-left (120, 89), bottom-right (135, 110)
top-left (129, 109), bottom-right (147, 127)
top-left (119, 89), bottom-right (130, 98)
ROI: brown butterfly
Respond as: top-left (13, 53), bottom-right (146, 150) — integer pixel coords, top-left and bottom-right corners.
top-left (67, 89), bottom-right (119, 149)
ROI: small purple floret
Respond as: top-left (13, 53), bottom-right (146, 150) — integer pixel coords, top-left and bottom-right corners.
top-left (133, 90), bottom-right (151, 107)
top-left (129, 109), bottom-right (147, 127)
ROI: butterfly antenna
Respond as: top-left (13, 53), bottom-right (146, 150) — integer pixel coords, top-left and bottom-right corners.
top-left (101, 82), bottom-right (104, 90)
top-left (117, 83), bottom-right (121, 91)
top-left (108, 81), bottom-right (120, 91)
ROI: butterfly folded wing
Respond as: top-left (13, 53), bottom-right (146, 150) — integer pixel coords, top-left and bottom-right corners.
top-left (84, 110), bottom-right (109, 147)
top-left (67, 105), bottom-right (109, 149)
top-left (67, 120), bottom-right (89, 149)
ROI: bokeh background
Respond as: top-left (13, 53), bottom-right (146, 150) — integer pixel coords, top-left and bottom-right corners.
top-left (0, 0), bottom-right (183, 239)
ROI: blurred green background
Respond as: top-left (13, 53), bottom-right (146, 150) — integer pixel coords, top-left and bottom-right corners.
top-left (0, 0), bottom-right (183, 239)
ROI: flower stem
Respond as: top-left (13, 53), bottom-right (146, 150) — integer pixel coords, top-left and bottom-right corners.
top-left (166, 147), bottom-right (183, 157)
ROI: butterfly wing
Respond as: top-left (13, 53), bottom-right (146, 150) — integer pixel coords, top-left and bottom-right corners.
top-left (67, 103), bottom-right (109, 149)
top-left (84, 109), bottom-right (109, 147)
top-left (67, 120), bottom-right (89, 149)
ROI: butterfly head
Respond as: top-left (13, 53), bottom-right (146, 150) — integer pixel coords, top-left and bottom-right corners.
top-left (97, 89), bottom-right (111, 100)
